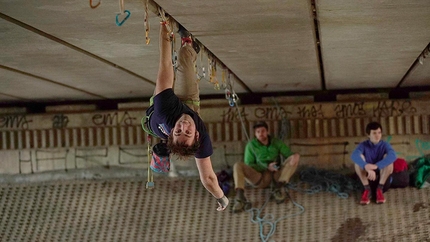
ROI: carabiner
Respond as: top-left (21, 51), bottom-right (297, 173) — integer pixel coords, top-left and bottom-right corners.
top-left (231, 93), bottom-right (238, 103)
top-left (229, 98), bottom-right (235, 107)
top-left (89, 0), bottom-right (101, 9)
top-left (225, 89), bottom-right (231, 99)
top-left (116, 10), bottom-right (131, 26)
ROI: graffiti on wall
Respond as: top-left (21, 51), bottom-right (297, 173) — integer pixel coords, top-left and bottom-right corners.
top-left (220, 100), bottom-right (418, 122)
top-left (386, 136), bottom-right (430, 161)
top-left (221, 107), bottom-right (248, 122)
top-left (17, 146), bottom-right (147, 174)
top-left (18, 149), bottom-right (69, 174)
top-left (334, 102), bottom-right (366, 118)
top-left (52, 114), bottom-right (69, 129)
top-left (255, 106), bottom-right (292, 120)
top-left (92, 111), bottom-right (136, 126)
top-left (296, 105), bottom-right (324, 118)
top-left (0, 115), bottom-right (33, 129)
top-left (372, 100), bottom-right (417, 117)
top-left (415, 139), bottom-right (430, 158)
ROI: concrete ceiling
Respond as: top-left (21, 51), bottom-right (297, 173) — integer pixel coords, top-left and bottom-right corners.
top-left (0, 0), bottom-right (429, 106)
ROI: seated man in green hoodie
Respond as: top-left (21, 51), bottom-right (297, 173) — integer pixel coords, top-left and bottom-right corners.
top-left (232, 121), bottom-right (300, 213)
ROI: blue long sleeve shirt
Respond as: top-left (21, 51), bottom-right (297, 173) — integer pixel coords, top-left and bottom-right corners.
top-left (351, 140), bottom-right (397, 170)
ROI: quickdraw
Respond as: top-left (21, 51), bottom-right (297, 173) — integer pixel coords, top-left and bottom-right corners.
top-left (116, 0), bottom-right (130, 26)
top-left (144, 0), bottom-right (150, 45)
top-left (195, 50), bottom-right (206, 82)
top-left (209, 58), bottom-right (220, 90)
top-left (158, 7), bottom-right (174, 41)
top-left (224, 72), bottom-right (238, 107)
top-left (171, 31), bottom-right (177, 80)
top-left (89, 0), bottom-right (101, 9)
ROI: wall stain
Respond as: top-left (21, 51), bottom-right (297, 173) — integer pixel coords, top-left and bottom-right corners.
top-left (413, 202), bottom-right (428, 212)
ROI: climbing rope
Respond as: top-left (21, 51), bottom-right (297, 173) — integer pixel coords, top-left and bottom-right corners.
top-left (271, 97), bottom-right (291, 141)
top-left (287, 167), bottom-right (361, 198)
top-left (171, 31), bottom-right (177, 80)
top-left (224, 72), bottom-right (239, 107)
top-left (145, 134), bottom-right (154, 189)
top-left (245, 188), bottom-right (305, 242)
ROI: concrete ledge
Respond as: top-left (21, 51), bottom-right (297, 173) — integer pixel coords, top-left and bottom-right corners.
top-left (0, 166), bottom-right (201, 184)
top-left (336, 93), bottom-right (388, 101)
top-left (410, 91), bottom-right (430, 100)
top-left (200, 98), bottom-right (232, 107)
top-left (118, 102), bottom-right (149, 110)
top-left (0, 166), bottom-right (140, 184)
top-left (262, 96), bottom-right (314, 104)
top-left (0, 107), bottom-right (27, 114)
top-left (45, 104), bottom-right (97, 113)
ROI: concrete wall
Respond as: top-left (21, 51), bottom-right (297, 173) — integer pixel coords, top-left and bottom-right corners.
top-left (1, 93), bottom-right (430, 176)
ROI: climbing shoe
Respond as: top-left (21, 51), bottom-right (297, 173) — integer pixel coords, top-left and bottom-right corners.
top-left (376, 188), bottom-right (386, 204)
top-left (360, 189), bottom-right (371, 205)
top-left (233, 199), bottom-right (245, 213)
top-left (177, 23), bottom-right (190, 38)
top-left (177, 24), bottom-right (200, 54)
top-left (273, 188), bottom-right (286, 204)
top-left (233, 199), bottom-right (251, 213)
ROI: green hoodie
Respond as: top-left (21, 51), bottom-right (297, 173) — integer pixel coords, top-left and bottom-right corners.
top-left (244, 136), bottom-right (293, 172)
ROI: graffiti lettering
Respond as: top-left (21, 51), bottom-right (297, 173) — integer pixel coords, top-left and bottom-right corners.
top-left (52, 114), bottom-right (69, 129)
top-left (372, 100), bottom-right (417, 117)
top-left (334, 102), bottom-right (366, 118)
top-left (221, 107), bottom-right (248, 122)
top-left (92, 112), bottom-right (136, 126)
top-left (297, 105), bottom-right (324, 118)
top-left (255, 107), bottom-right (292, 120)
top-left (0, 115), bottom-right (32, 129)
top-left (415, 139), bottom-right (430, 157)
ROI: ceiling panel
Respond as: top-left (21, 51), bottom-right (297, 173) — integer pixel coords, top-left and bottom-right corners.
top-left (0, 68), bottom-right (97, 101)
top-left (0, 0), bottom-right (429, 105)
top-left (318, 0), bottom-right (430, 90)
top-left (157, 0), bottom-right (322, 92)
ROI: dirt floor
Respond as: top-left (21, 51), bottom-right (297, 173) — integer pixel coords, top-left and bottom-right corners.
top-left (0, 172), bottom-right (429, 242)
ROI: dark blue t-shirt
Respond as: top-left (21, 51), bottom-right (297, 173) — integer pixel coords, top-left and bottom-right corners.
top-left (145, 88), bottom-right (213, 159)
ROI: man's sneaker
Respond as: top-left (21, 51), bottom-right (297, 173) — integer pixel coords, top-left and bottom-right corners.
top-left (360, 189), bottom-right (371, 205)
top-left (273, 188), bottom-right (286, 204)
top-left (177, 24), bottom-right (190, 38)
top-left (376, 188), bottom-right (386, 204)
top-left (233, 199), bottom-right (249, 213)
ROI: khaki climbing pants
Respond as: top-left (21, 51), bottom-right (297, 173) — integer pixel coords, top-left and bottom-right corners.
top-left (174, 44), bottom-right (200, 114)
top-left (233, 156), bottom-right (299, 190)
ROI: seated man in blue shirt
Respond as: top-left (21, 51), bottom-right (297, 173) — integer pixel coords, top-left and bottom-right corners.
top-left (351, 122), bottom-right (396, 205)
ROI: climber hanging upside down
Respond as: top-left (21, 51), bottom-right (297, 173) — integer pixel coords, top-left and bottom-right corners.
top-left (141, 20), bottom-right (229, 211)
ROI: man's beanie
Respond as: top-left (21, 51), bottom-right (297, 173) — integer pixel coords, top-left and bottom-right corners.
top-left (253, 121), bottom-right (268, 130)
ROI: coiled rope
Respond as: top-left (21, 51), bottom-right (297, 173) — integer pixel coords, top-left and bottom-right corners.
top-left (287, 167), bottom-right (361, 198)
top-left (245, 188), bottom-right (305, 242)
